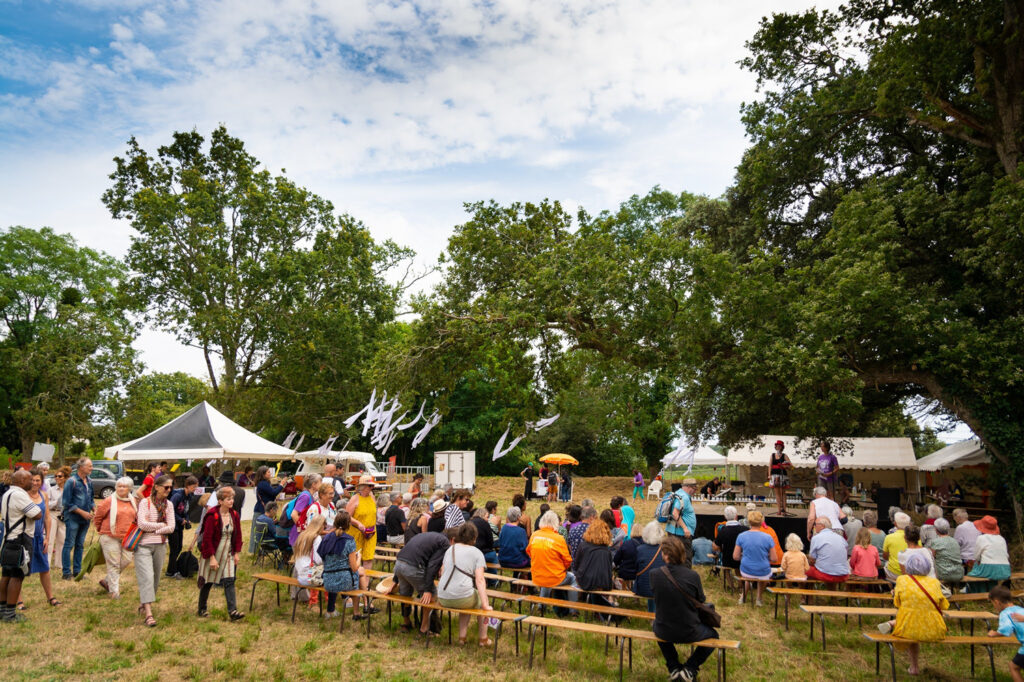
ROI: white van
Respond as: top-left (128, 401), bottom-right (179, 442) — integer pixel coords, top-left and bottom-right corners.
top-left (292, 451), bottom-right (388, 489)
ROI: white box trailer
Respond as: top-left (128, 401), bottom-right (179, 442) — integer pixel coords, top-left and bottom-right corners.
top-left (434, 451), bottom-right (476, 490)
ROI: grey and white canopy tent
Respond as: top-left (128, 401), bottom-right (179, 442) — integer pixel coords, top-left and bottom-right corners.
top-left (104, 401), bottom-right (295, 462)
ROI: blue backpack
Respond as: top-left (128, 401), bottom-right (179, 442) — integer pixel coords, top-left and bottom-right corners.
top-left (654, 491), bottom-right (679, 523)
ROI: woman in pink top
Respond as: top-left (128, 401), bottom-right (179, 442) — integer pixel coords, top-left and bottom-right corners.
top-left (850, 528), bottom-right (882, 579)
top-left (93, 477), bottom-right (137, 598)
top-left (134, 475), bottom-right (175, 627)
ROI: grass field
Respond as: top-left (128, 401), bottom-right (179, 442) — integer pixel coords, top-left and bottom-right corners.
top-left (1, 476), bottom-right (1017, 681)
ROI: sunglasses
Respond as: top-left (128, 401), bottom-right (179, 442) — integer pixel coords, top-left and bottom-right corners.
top-left (159, 485), bottom-right (172, 490)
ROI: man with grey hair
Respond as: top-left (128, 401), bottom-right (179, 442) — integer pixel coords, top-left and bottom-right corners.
top-left (61, 457), bottom-right (94, 579)
top-left (920, 504), bottom-right (944, 545)
top-left (385, 492), bottom-right (407, 545)
top-left (713, 505), bottom-right (744, 570)
top-left (926, 517), bottom-right (964, 581)
top-left (952, 507), bottom-right (980, 568)
top-left (842, 506), bottom-right (862, 556)
top-left (806, 486), bottom-right (846, 541)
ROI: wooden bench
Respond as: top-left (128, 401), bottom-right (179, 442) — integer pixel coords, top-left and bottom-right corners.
top-left (800, 605), bottom-right (997, 651)
top-left (487, 562), bottom-right (531, 575)
top-left (510, 578), bottom-right (640, 601)
top-left (247, 572), bottom-right (378, 635)
top-left (863, 632), bottom-right (1018, 682)
top-left (947, 589), bottom-right (1024, 608)
top-left (767, 587), bottom-right (894, 630)
top-left (521, 615), bottom-right (739, 682)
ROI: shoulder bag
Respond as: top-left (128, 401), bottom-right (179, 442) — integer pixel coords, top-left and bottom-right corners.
top-left (659, 565), bottom-right (722, 628)
top-left (909, 575), bottom-right (944, 615)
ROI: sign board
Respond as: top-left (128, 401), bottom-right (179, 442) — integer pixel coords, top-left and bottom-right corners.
top-left (31, 442), bottom-right (55, 463)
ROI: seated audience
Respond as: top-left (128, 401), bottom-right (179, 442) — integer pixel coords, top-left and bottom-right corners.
top-left (806, 517), bottom-right (851, 583)
top-left (877, 553), bottom-right (948, 676)
top-left (780, 533), bottom-right (809, 581)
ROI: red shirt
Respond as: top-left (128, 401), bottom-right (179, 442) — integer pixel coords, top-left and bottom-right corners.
top-left (141, 475), bottom-right (155, 498)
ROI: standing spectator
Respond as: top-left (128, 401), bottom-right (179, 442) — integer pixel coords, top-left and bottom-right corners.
top-left (632, 470), bottom-right (645, 500)
top-left (883, 512), bottom-right (912, 580)
top-left (568, 505), bottom-right (596, 558)
top-left (986, 585), bottom-right (1024, 682)
top-left (235, 466), bottom-right (254, 488)
top-left (437, 523), bottom-right (493, 645)
top-left (197, 466), bottom-right (215, 489)
top-left (134, 475), bottom-right (175, 627)
top-left (445, 489), bottom-right (471, 529)
top-left (953, 508), bottom-right (981, 570)
top-left (850, 528), bottom-right (882, 580)
top-left (816, 440), bottom-right (839, 499)
top-left (319, 511), bottom-right (368, 620)
top-left (210, 470), bottom-right (245, 515)
top-left (666, 478), bottom-right (698, 566)
top-left (469, 508), bottom-right (497, 565)
top-left (135, 462), bottom-right (161, 500)
top-left (385, 493), bottom-right (408, 545)
top-left (306, 483), bottom-right (337, 529)
top-left (166, 476), bottom-right (197, 578)
top-left (876, 553), bottom-right (948, 676)
top-left (806, 517), bottom-right (851, 583)
top-left (651, 535), bottom-right (719, 682)
top-left (93, 477), bottom-right (137, 598)
top-left (843, 506), bottom-right (862, 555)
top-left (559, 469), bottom-right (572, 502)
top-left (967, 515), bottom-right (1011, 587)
top-left (196, 486), bottom-right (244, 621)
top-left (633, 521), bottom-right (668, 611)
top-left (46, 467), bottom-right (69, 575)
top-left (23, 468), bottom-right (59, 609)
top-left (345, 475), bottom-right (378, 588)
top-left (527, 510), bottom-right (578, 608)
top-left (712, 506), bottom-right (745, 571)
top-left (394, 530), bottom-right (450, 635)
top-left (806, 486), bottom-right (846, 540)
top-left (520, 463), bottom-right (535, 500)
top-left (288, 474), bottom-right (321, 546)
top-left (780, 534), bottom-right (809, 581)
top-left (0, 470), bottom-right (41, 623)
top-left (408, 473), bottom-right (425, 498)
top-left (546, 468), bottom-right (558, 503)
top-left (734, 511), bottom-right (779, 605)
top-left (498, 507), bottom-right (530, 570)
top-left (920, 504), bottom-right (944, 545)
top-left (927, 518), bottom-right (965, 583)
top-left (61, 457), bottom-right (94, 580)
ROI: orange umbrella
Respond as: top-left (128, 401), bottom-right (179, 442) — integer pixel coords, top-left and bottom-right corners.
top-left (539, 453), bottom-right (579, 466)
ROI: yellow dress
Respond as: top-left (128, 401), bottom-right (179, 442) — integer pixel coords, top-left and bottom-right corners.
top-left (893, 574), bottom-right (948, 641)
top-left (347, 493), bottom-right (377, 561)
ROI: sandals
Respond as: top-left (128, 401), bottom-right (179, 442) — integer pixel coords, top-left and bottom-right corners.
top-left (458, 636), bottom-right (468, 645)
top-left (144, 615), bottom-right (157, 628)
top-left (478, 637), bottom-right (494, 647)
top-left (229, 611), bottom-right (245, 622)
top-left (399, 623), bottom-right (413, 633)
top-left (197, 610), bottom-right (210, 618)
top-left (99, 579), bottom-right (109, 592)
top-left (16, 601), bottom-right (25, 611)
top-left (48, 598), bottom-right (61, 607)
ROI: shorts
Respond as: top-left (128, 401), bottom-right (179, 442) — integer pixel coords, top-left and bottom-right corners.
top-left (769, 474), bottom-right (789, 489)
top-left (1, 566), bottom-right (26, 579)
top-left (1014, 653), bottom-right (1024, 669)
top-left (439, 592), bottom-right (482, 610)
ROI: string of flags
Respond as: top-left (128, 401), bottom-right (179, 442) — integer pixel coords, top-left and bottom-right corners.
top-left (492, 414), bottom-right (560, 460)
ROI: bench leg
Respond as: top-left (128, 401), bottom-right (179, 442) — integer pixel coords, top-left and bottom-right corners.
top-left (986, 645), bottom-right (995, 682)
top-left (492, 621), bottom-right (502, 663)
top-left (809, 610), bottom-right (814, 641)
top-left (291, 593), bottom-right (299, 623)
top-left (628, 637), bottom-right (632, 670)
top-left (528, 625), bottom-right (537, 669)
top-left (249, 578), bottom-right (261, 611)
top-left (819, 614), bottom-right (826, 652)
top-left (447, 611), bottom-right (452, 645)
top-left (276, 582), bottom-right (280, 607)
top-left (785, 595), bottom-right (790, 630)
top-left (722, 649), bottom-right (728, 682)
top-left (773, 591), bottom-right (779, 620)
top-left (875, 641), bottom-right (880, 676)
top-left (365, 601), bottom-right (372, 639)
top-left (618, 635), bottom-right (625, 682)
top-left (971, 643), bottom-right (975, 677)
top-left (543, 625), bottom-right (548, 659)
top-left (886, 642), bottom-right (896, 682)
top-left (339, 600), bottom-right (347, 633)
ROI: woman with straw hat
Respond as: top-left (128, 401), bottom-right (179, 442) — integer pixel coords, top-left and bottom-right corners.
top-left (345, 475), bottom-right (379, 597)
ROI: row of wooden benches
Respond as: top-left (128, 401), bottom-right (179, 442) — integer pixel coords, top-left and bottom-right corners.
top-left (247, 570), bottom-right (739, 681)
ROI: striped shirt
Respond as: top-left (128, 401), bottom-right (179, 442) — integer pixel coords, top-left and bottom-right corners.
top-left (136, 496), bottom-right (175, 545)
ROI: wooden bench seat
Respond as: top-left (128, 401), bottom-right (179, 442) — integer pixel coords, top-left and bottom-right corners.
top-left (767, 586), bottom-right (894, 629)
top-left (521, 615), bottom-right (739, 682)
top-left (863, 631), bottom-right (1018, 682)
top-left (947, 589), bottom-right (1024, 606)
top-left (247, 572), bottom-right (378, 635)
top-left (800, 605), bottom-right (997, 651)
top-left (510, 578), bottom-right (639, 600)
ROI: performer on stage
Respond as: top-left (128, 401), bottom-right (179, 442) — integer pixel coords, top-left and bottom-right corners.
top-left (769, 440), bottom-right (793, 516)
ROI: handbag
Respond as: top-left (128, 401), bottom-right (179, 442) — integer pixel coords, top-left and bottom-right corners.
top-left (122, 523), bottom-right (143, 551)
top-left (660, 566), bottom-right (722, 628)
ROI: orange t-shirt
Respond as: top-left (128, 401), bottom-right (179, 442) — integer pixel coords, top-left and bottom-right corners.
top-left (526, 527), bottom-right (572, 587)
top-left (751, 524), bottom-right (783, 566)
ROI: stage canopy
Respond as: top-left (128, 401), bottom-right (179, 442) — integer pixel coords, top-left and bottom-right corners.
top-left (726, 435), bottom-right (917, 470)
top-left (915, 438), bottom-right (988, 472)
top-left (662, 445), bottom-right (728, 468)
top-left (105, 401), bottom-right (295, 461)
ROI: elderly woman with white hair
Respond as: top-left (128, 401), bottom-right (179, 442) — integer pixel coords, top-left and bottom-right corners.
top-left (952, 508), bottom-right (981, 569)
top-left (633, 521), bottom-right (668, 611)
top-left (877, 552), bottom-right (948, 676)
top-left (920, 504), bottom-right (944, 545)
top-left (842, 506), bottom-right (862, 555)
top-left (883, 511), bottom-right (912, 580)
top-left (92, 476), bottom-right (137, 598)
top-left (713, 505), bottom-right (745, 571)
top-left (526, 510), bottom-right (579, 611)
top-left (926, 517), bottom-right (965, 582)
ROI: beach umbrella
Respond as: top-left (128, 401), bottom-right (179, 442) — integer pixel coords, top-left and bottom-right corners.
top-left (539, 453), bottom-right (579, 466)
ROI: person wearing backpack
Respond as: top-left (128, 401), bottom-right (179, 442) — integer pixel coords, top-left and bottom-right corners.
top-left (166, 477), bottom-right (198, 579)
top-left (663, 479), bottom-right (698, 567)
top-left (287, 474), bottom-right (321, 546)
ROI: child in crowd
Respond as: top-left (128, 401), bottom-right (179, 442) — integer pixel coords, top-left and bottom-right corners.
top-left (850, 528), bottom-right (882, 579)
top-left (988, 585), bottom-right (1024, 682)
top-left (779, 533), bottom-right (808, 580)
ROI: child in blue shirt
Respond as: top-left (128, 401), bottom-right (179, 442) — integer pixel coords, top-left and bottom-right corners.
top-left (988, 585), bottom-right (1024, 682)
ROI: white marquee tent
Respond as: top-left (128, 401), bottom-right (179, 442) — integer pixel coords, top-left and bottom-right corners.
top-left (662, 445), bottom-right (729, 468)
top-left (104, 401), bottom-right (296, 462)
top-left (915, 438), bottom-right (988, 472)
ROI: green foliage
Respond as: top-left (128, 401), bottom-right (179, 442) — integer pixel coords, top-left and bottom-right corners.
top-left (0, 226), bottom-right (137, 457)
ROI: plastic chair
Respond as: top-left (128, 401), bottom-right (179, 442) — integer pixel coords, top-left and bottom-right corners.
top-left (647, 479), bottom-right (663, 499)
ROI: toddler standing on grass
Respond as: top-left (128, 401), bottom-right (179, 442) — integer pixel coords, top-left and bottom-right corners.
top-left (779, 533), bottom-right (808, 580)
top-left (988, 585), bottom-right (1024, 682)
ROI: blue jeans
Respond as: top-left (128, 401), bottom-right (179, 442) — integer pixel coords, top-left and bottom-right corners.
top-left (62, 514), bottom-right (89, 578)
top-left (539, 572), bottom-right (579, 614)
top-left (482, 550), bottom-right (498, 587)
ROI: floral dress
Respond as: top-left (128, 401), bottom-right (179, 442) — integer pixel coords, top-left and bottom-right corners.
top-left (198, 517), bottom-right (236, 585)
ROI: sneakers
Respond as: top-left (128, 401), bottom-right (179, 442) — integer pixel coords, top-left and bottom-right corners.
top-left (878, 621), bottom-right (893, 634)
top-left (670, 667), bottom-right (695, 682)
top-left (323, 610), bottom-right (340, 619)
